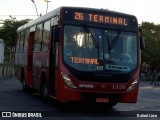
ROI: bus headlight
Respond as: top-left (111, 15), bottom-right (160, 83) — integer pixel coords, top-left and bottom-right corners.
top-left (61, 72), bottom-right (77, 89)
top-left (127, 77), bottom-right (139, 92)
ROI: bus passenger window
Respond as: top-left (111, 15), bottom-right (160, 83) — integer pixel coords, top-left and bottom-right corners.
top-left (42, 20), bottom-right (50, 52)
top-left (23, 29), bottom-right (29, 52)
top-left (19, 32), bottom-right (24, 52)
top-left (16, 33), bottom-right (21, 53)
top-left (34, 24), bottom-right (43, 52)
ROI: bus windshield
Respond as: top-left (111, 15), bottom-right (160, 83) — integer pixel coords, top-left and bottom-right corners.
top-left (63, 25), bottom-right (138, 73)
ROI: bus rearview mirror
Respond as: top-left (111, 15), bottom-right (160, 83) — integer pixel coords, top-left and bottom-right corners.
top-left (53, 26), bottom-right (60, 42)
top-left (139, 28), bottom-right (145, 49)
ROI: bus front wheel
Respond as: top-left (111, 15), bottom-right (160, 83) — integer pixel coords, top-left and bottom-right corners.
top-left (106, 102), bottom-right (118, 108)
top-left (95, 101), bottom-right (117, 109)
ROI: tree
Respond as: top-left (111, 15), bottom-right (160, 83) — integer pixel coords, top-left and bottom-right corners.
top-left (0, 16), bottom-right (31, 61)
top-left (141, 22), bottom-right (160, 68)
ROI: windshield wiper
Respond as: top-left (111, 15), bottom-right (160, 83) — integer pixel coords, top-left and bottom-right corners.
top-left (83, 24), bottom-right (102, 66)
top-left (83, 24), bottom-right (99, 49)
top-left (107, 29), bottom-right (122, 61)
top-left (108, 29), bottom-right (122, 50)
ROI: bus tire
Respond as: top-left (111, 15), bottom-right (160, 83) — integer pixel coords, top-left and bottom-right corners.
top-left (22, 79), bottom-right (28, 92)
top-left (94, 101), bottom-right (117, 109)
top-left (40, 73), bottom-right (49, 101)
top-left (21, 69), bottom-right (29, 92)
top-left (40, 83), bottom-right (49, 101)
top-left (106, 102), bottom-right (117, 108)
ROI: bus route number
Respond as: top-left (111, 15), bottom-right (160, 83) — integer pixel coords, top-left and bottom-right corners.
top-left (74, 12), bottom-right (84, 20)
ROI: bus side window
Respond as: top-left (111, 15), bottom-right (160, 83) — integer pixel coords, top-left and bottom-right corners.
top-left (34, 23), bottom-right (43, 52)
top-left (30, 26), bottom-right (36, 51)
top-left (23, 29), bottom-right (29, 52)
top-left (16, 33), bottom-right (20, 53)
top-left (19, 32), bottom-right (25, 52)
top-left (42, 20), bottom-right (51, 52)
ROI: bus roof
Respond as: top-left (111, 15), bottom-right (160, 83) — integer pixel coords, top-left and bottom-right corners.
top-left (17, 7), bottom-right (61, 32)
top-left (17, 6), bottom-right (137, 32)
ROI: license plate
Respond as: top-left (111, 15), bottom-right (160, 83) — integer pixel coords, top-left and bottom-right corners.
top-left (96, 98), bottom-right (109, 103)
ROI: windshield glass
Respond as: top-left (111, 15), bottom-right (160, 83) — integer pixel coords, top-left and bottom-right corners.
top-left (63, 25), bottom-right (138, 73)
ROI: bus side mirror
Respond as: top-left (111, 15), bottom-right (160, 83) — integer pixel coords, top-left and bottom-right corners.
top-left (139, 28), bottom-right (145, 49)
top-left (53, 26), bottom-right (60, 42)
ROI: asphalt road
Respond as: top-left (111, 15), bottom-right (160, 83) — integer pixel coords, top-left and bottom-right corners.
top-left (0, 77), bottom-right (160, 120)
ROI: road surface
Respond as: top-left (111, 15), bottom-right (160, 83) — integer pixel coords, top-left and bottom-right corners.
top-left (0, 77), bottom-right (160, 120)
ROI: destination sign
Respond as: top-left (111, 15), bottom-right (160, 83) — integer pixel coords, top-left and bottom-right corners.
top-left (73, 12), bottom-right (128, 26)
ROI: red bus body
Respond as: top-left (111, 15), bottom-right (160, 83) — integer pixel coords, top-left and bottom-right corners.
top-left (14, 7), bottom-right (144, 106)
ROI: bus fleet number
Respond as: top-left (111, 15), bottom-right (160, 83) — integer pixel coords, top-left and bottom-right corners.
top-left (113, 84), bottom-right (126, 90)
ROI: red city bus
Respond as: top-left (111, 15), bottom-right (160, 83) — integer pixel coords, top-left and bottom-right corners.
top-left (14, 6), bottom-right (145, 107)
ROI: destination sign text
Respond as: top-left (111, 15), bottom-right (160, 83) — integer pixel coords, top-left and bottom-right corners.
top-left (74, 12), bottom-right (128, 26)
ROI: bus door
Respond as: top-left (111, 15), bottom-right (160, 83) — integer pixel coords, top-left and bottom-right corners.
top-left (49, 26), bottom-right (59, 97)
top-left (32, 24), bottom-right (43, 90)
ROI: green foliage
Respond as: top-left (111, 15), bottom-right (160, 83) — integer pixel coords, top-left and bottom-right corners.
top-left (141, 22), bottom-right (160, 67)
top-left (0, 16), bottom-right (31, 60)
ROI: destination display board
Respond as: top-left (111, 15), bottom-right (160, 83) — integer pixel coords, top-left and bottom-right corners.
top-left (62, 7), bottom-right (138, 28)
